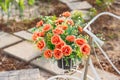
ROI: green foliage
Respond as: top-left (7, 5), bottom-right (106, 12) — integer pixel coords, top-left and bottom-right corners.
top-left (71, 10), bottom-right (84, 24)
top-left (96, 0), bottom-right (114, 8)
top-left (89, 8), bottom-right (97, 18)
top-left (0, 0), bottom-right (36, 20)
top-left (45, 31), bottom-right (55, 50)
top-left (0, 0), bottom-right (13, 13)
top-left (28, 0), bottom-right (35, 6)
top-left (18, 0), bottom-right (25, 11)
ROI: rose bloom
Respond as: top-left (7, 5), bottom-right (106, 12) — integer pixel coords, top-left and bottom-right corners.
top-left (32, 32), bottom-right (41, 41)
top-left (66, 19), bottom-right (74, 26)
top-left (62, 11), bottom-right (71, 17)
top-left (61, 25), bottom-right (68, 30)
top-left (78, 26), bottom-right (83, 32)
top-left (43, 24), bottom-right (51, 31)
top-left (80, 44), bottom-right (90, 55)
top-left (56, 18), bottom-right (64, 24)
top-left (37, 31), bottom-right (45, 37)
top-left (75, 38), bottom-right (86, 46)
top-left (44, 49), bottom-right (52, 59)
top-left (51, 35), bottom-right (61, 45)
top-left (32, 32), bottom-right (38, 41)
top-left (66, 35), bottom-right (75, 42)
top-left (55, 41), bottom-right (65, 49)
top-left (53, 28), bottom-right (64, 35)
top-left (37, 40), bottom-right (45, 50)
top-left (36, 20), bottom-right (43, 27)
top-left (53, 49), bottom-right (63, 60)
top-left (61, 45), bottom-right (72, 56)
top-left (57, 25), bottom-right (68, 30)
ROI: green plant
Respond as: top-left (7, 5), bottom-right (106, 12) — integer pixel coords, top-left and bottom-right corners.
top-left (96, 0), bottom-right (114, 9)
top-left (0, 0), bottom-right (14, 21)
top-left (28, 0), bottom-right (35, 6)
top-left (89, 8), bottom-right (97, 18)
top-left (0, 0), bottom-right (35, 21)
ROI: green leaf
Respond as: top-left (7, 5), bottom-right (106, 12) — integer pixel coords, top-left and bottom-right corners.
top-left (18, 0), bottom-right (25, 10)
top-left (45, 32), bottom-right (55, 50)
top-left (28, 0), bottom-right (35, 6)
top-left (30, 27), bottom-right (37, 33)
top-left (0, 3), bottom-right (7, 12)
top-left (51, 15), bottom-right (57, 21)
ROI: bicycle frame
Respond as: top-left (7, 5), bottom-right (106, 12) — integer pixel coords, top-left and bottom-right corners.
top-left (83, 12), bottom-right (120, 75)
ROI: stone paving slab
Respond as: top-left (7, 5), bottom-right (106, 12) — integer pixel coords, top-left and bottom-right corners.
top-left (3, 41), bottom-right (41, 61)
top-left (0, 31), bottom-right (22, 49)
top-left (31, 58), bottom-right (64, 75)
top-left (59, 0), bottom-right (78, 4)
top-left (40, 69), bottom-right (53, 79)
top-left (14, 31), bottom-right (32, 40)
top-left (67, 1), bottom-right (92, 10)
top-left (72, 68), bottom-right (120, 80)
top-left (0, 69), bottom-right (45, 80)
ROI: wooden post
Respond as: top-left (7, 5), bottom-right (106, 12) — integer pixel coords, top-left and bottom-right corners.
top-left (83, 37), bottom-right (92, 80)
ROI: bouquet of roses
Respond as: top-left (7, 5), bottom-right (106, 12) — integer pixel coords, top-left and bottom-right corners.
top-left (32, 11), bottom-right (91, 64)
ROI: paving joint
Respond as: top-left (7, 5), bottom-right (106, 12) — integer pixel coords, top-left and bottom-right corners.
top-left (1, 40), bottom-right (24, 49)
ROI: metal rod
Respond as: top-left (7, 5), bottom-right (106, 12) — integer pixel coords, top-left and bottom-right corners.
top-left (83, 55), bottom-right (90, 80)
top-left (83, 37), bottom-right (92, 80)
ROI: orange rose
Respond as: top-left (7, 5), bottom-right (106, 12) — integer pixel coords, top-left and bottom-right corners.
top-left (37, 31), bottom-right (45, 37)
top-left (56, 18), bottom-right (64, 24)
top-left (44, 49), bottom-right (52, 59)
top-left (32, 32), bottom-right (38, 41)
top-left (61, 45), bottom-right (72, 56)
top-left (80, 44), bottom-right (90, 55)
top-left (55, 41), bottom-right (65, 49)
top-left (53, 28), bottom-right (64, 35)
top-left (51, 35), bottom-right (61, 45)
top-left (62, 11), bottom-right (71, 17)
top-left (53, 49), bottom-right (63, 60)
top-left (78, 26), bottom-right (83, 32)
top-left (36, 20), bottom-right (43, 27)
top-left (66, 35), bottom-right (75, 42)
top-left (75, 38), bottom-right (86, 46)
top-left (61, 25), bottom-right (68, 30)
top-left (66, 19), bottom-right (74, 26)
top-left (43, 24), bottom-right (51, 31)
top-left (32, 32), bottom-right (41, 41)
top-left (37, 40), bottom-right (45, 50)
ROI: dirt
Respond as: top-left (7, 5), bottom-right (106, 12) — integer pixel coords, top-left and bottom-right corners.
top-left (0, 50), bottom-right (33, 71)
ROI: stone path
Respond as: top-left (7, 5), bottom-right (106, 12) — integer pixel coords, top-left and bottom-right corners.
top-left (59, 0), bottom-right (92, 10)
top-left (67, 1), bottom-right (92, 10)
top-left (59, 0), bottom-right (78, 4)
top-left (0, 69), bottom-right (45, 80)
top-left (31, 58), bottom-right (64, 75)
top-left (14, 31), bottom-right (32, 40)
top-left (0, 31), bottom-right (22, 49)
top-left (3, 41), bottom-right (41, 61)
